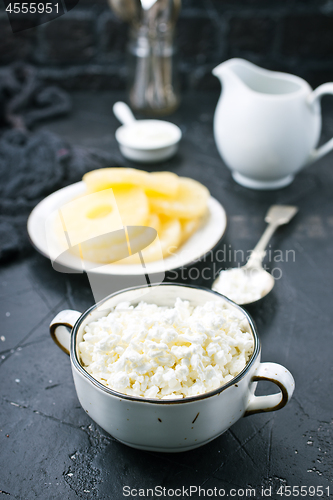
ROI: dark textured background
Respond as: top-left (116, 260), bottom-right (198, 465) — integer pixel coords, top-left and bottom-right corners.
top-left (1, 0), bottom-right (333, 90)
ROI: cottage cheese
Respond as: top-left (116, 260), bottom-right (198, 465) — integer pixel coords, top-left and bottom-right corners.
top-left (79, 298), bottom-right (254, 399)
top-left (213, 268), bottom-right (268, 305)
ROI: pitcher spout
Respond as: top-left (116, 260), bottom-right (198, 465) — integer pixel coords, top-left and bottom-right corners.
top-left (212, 61), bottom-right (227, 80)
top-left (212, 59), bottom-right (235, 80)
top-left (213, 58), bottom-right (310, 97)
top-left (212, 58), bottom-right (251, 88)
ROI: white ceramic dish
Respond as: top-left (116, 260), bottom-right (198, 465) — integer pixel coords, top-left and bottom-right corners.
top-left (113, 101), bottom-right (182, 163)
top-left (50, 283), bottom-right (295, 452)
top-left (115, 120), bottom-right (182, 163)
top-left (27, 182), bottom-right (227, 276)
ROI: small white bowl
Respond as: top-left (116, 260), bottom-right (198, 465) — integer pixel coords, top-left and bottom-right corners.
top-left (113, 101), bottom-right (182, 163)
top-left (115, 119), bottom-right (182, 163)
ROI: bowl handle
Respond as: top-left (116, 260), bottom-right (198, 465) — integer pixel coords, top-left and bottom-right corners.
top-left (50, 310), bottom-right (81, 356)
top-left (244, 362), bottom-right (295, 416)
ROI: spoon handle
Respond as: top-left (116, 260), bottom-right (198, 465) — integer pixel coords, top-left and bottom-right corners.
top-left (113, 101), bottom-right (137, 126)
top-left (245, 205), bottom-right (298, 269)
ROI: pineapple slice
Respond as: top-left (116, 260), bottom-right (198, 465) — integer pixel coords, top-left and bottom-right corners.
top-left (83, 167), bottom-right (179, 197)
top-left (145, 212), bottom-right (160, 233)
top-left (55, 168), bottom-right (210, 264)
top-left (112, 186), bottom-right (149, 227)
top-left (58, 186), bottom-right (149, 251)
top-left (77, 228), bottom-right (130, 264)
top-left (120, 216), bottom-right (181, 264)
top-left (158, 217), bottom-right (182, 259)
top-left (125, 213), bottom-right (160, 257)
top-left (180, 216), bottom-right (204, 244)
top-left (147, 177), bottom-right (209, 219)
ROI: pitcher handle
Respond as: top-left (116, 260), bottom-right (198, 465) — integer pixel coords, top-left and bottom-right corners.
top-left (307, 83), bottom-right (333, 163)
top-left (244, 362), bottom-right (295, 416)
top-left (50, 310), bottom-right (81, 355)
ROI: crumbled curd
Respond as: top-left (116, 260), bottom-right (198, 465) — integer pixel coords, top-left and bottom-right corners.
top-left (213, 268), bottom-right (268, 305)
top-left (79, 298), bottom-right (254, 399)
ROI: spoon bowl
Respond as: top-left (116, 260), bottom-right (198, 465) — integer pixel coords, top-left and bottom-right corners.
top-left (212, 205), bottom-right (298, 306)
top-left (243, 268), bottom-right (275, 305)
top-left (212, 266), bottom-right (275, 307)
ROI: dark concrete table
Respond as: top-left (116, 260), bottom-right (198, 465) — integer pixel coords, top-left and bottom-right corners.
top-left (1, 92), bottom-right (332, 500)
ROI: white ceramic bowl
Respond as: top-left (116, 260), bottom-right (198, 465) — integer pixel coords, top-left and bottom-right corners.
top-left (50, 283), bottom-right (295, 453)
top-left (115, 120), bottom-right (182, 163)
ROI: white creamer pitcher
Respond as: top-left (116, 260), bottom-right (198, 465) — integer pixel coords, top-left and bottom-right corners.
top-left (213, 58), bottom-right (333, 189)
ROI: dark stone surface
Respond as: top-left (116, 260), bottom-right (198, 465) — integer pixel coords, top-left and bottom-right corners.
top-left (2, 0), bottom-right (333, 89)
top-left (228, 17), bottom-right (275, 55)
top-left (177, 15), bottom-right (219, 65)
top-left (38, 13), bottom-right (96, 64)
top-left (39, 65), bottom-right (127, 91)
top-left (281, 15), bottom-right (333, 58)
top-left (97, 12), bottom-right (129, 64)
top-left (0, 16), bottom-right (37, 63)
top-left (1, 92), bottom-right (333, 499)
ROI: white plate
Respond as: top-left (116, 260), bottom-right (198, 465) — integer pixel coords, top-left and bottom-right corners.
top-left (27, 182), bottom-right (227, 276)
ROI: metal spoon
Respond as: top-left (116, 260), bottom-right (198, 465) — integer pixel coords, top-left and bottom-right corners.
top-left (212, 205), bottom-right (298, 306)
top-left (107, 0), bottom-right (141, 24)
